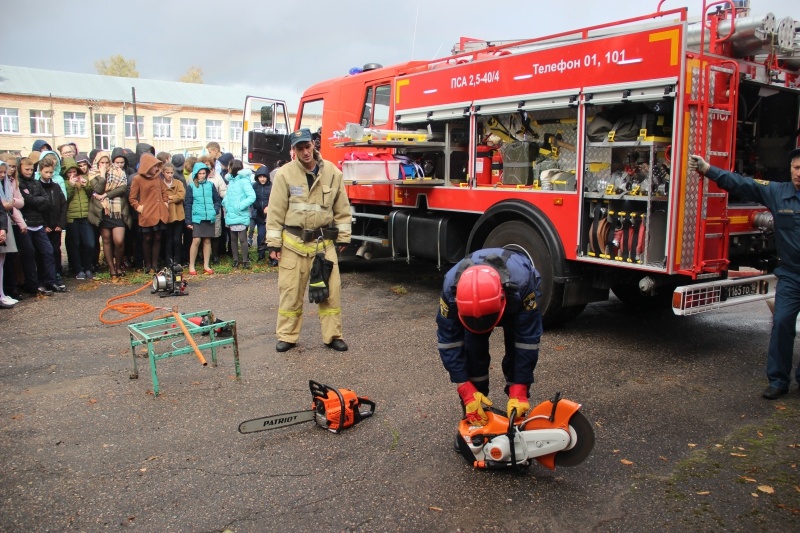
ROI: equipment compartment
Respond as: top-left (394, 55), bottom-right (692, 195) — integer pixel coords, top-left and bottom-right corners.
top-left (578, 97), bottom-right (676, 270)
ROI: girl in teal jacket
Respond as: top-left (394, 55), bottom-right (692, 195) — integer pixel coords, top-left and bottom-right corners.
top-left (222, 159), bottom-right (256, 268)
top-left (184, 162), bottom-right (220, 275)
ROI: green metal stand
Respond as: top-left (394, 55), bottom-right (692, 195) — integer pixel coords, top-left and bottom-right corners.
top-left (128, 309), bottom-right (240, 396)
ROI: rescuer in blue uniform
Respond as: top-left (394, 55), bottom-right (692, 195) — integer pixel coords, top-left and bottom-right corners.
top-left (690, 149), bottom-right (800, 400)
top-left (437, 247), bottom-right (543, 426)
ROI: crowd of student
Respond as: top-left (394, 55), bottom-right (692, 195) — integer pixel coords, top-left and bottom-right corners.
top-left (0, 141), bottom-right (276, 309)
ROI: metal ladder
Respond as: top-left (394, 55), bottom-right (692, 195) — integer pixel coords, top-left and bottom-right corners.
top-left (689, 2), bottom-right (742, 275)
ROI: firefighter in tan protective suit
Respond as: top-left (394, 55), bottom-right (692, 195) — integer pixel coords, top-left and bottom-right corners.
top-left (266, 128), bottom-right (352, 353)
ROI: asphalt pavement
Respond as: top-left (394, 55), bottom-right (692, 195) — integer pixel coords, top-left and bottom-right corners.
top-left (0, 260), bottom-right (798, 532)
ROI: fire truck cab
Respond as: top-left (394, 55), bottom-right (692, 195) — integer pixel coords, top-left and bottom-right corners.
top-left (246, 1), bottom-right (800, 326)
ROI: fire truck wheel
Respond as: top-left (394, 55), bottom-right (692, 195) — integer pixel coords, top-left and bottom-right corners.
top-left (484, 220), bottom-right (577, 327)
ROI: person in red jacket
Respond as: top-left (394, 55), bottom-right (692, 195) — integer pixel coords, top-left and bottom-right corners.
top-left (129, 154), bottom-right (169, 274)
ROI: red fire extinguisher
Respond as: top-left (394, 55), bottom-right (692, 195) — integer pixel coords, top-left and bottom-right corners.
top-left (491, 150), bottom-right (503, 184)
top-left (476, 145), bottom-right (492, 185)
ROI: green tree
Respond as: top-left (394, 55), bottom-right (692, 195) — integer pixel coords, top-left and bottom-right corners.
top-left (95, 55), bottom-right (139, 78)
top-left (179, 66), bottom-right (204, 84)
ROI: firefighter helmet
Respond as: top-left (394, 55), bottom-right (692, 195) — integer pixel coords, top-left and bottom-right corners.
top-left (456, 265), bottom-right (506, 334)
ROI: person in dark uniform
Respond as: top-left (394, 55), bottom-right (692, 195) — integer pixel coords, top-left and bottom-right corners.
top-left (690, 149), bottom-right (800, 399)
top-left (436, 247), bottom-right (543, 426)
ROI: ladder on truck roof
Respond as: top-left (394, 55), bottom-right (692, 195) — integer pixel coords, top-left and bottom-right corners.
top-left (683, 1), bottom-right (742, 277)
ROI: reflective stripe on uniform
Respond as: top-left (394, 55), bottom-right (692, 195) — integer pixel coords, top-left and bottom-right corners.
top-left (438, 341), bottom-right (464, 349)
top-left (278, 308), bottom-right (303, 318)
top-left (469, 374), bottom-right (490, 383)
top-left (266, 229), bottom-right (283, 239)
top-left (281, 231), bottom-right (334, 254)
top-left (289, 202), bottom-right (324, 212)
top-left (515, 342), bottom-right (539, 351)
top-left (318, 307), bottom-right (341, 316)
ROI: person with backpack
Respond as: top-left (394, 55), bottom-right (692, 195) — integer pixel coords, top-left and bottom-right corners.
top-left (436, 247), bottom-right (543, 430)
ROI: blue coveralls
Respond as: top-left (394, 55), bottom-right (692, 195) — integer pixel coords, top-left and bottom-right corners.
top-left (706, 166), bottom-right (800, 390)
top-left (436, 248), bottom-right (543, 395)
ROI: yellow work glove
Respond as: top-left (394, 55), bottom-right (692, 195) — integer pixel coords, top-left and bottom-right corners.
top-left (506, 384), bottom-right (530, 420)
top-left (457, 382), bottom-right (492, 426)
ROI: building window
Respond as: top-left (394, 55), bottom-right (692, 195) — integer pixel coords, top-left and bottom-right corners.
top-left (30, 110), bottom-right (52, 135)
top-left (0, 108), bottom-right (19, 134)
top-left (94, 114), bottom-right (116, 151)
top-left (206, 120), bottom-right (223, 141)
top-left (180, 118), bottom-right (198, 140)
top-left (153, 117), bottom-right (171, 139)
top-left (230, 121), bottom-right (242, 142)
top-left (125, 115), bottom-right (144, 139)
top-left (63, 112), bottom-right (87, 137)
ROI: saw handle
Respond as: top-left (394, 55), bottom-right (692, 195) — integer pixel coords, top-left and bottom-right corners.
top-left (549, 391), bottom-right (562, 422)
top-left (507, 407), bottom-right (518, 469)
top-left (310, 379), bottom-right (333, 400)
top-left (356, 398), bottom-right (376, 420)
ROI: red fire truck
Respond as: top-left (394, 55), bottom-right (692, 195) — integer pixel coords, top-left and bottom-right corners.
top-left (243, 1), bottom-right (800, 326)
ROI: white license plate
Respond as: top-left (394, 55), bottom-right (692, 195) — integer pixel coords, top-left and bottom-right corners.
top-left (722, 281), bottom-right (761, 300)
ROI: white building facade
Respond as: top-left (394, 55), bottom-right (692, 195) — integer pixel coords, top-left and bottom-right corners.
top-left (0, 65), bottom-right (312, 158)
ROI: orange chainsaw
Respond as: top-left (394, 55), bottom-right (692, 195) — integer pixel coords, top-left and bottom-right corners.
top-left (238, 380), bottom-right (375, 435)
top-left (456, 392), bottom-right (595, 470)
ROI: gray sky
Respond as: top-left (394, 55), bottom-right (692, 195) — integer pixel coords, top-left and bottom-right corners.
top-left (1, 0), bottom-right (796, 108)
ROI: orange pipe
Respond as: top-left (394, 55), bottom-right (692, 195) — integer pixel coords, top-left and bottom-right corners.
top-left (172, 311), bottom-right (207, 366)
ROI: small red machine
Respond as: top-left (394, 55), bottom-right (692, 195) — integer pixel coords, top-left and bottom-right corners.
top-left (456, 392), bottom-right (594, 470)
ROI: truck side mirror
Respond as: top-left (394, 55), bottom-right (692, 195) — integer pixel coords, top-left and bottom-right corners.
top-left (260, 106), bottom-right (274, 129)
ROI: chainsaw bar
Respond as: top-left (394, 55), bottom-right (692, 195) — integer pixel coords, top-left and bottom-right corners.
top-left (238, 409), bottom-right (315, 434)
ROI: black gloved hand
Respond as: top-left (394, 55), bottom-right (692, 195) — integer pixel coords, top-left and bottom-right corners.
top-left (309, 252), bottom-right (332, 304)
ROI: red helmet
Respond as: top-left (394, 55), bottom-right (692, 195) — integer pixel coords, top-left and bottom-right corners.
top-left (456, 265), bottom-right (506, 334)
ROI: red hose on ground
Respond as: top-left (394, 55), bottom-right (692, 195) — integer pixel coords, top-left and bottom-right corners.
top-left (99, 281), bottom-right (207, 366)
top-left (99, 281), bottom-right (168, 325)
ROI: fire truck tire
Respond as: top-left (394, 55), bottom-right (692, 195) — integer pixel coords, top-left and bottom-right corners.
top-left (483, 221), bottom-right (575, 327)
